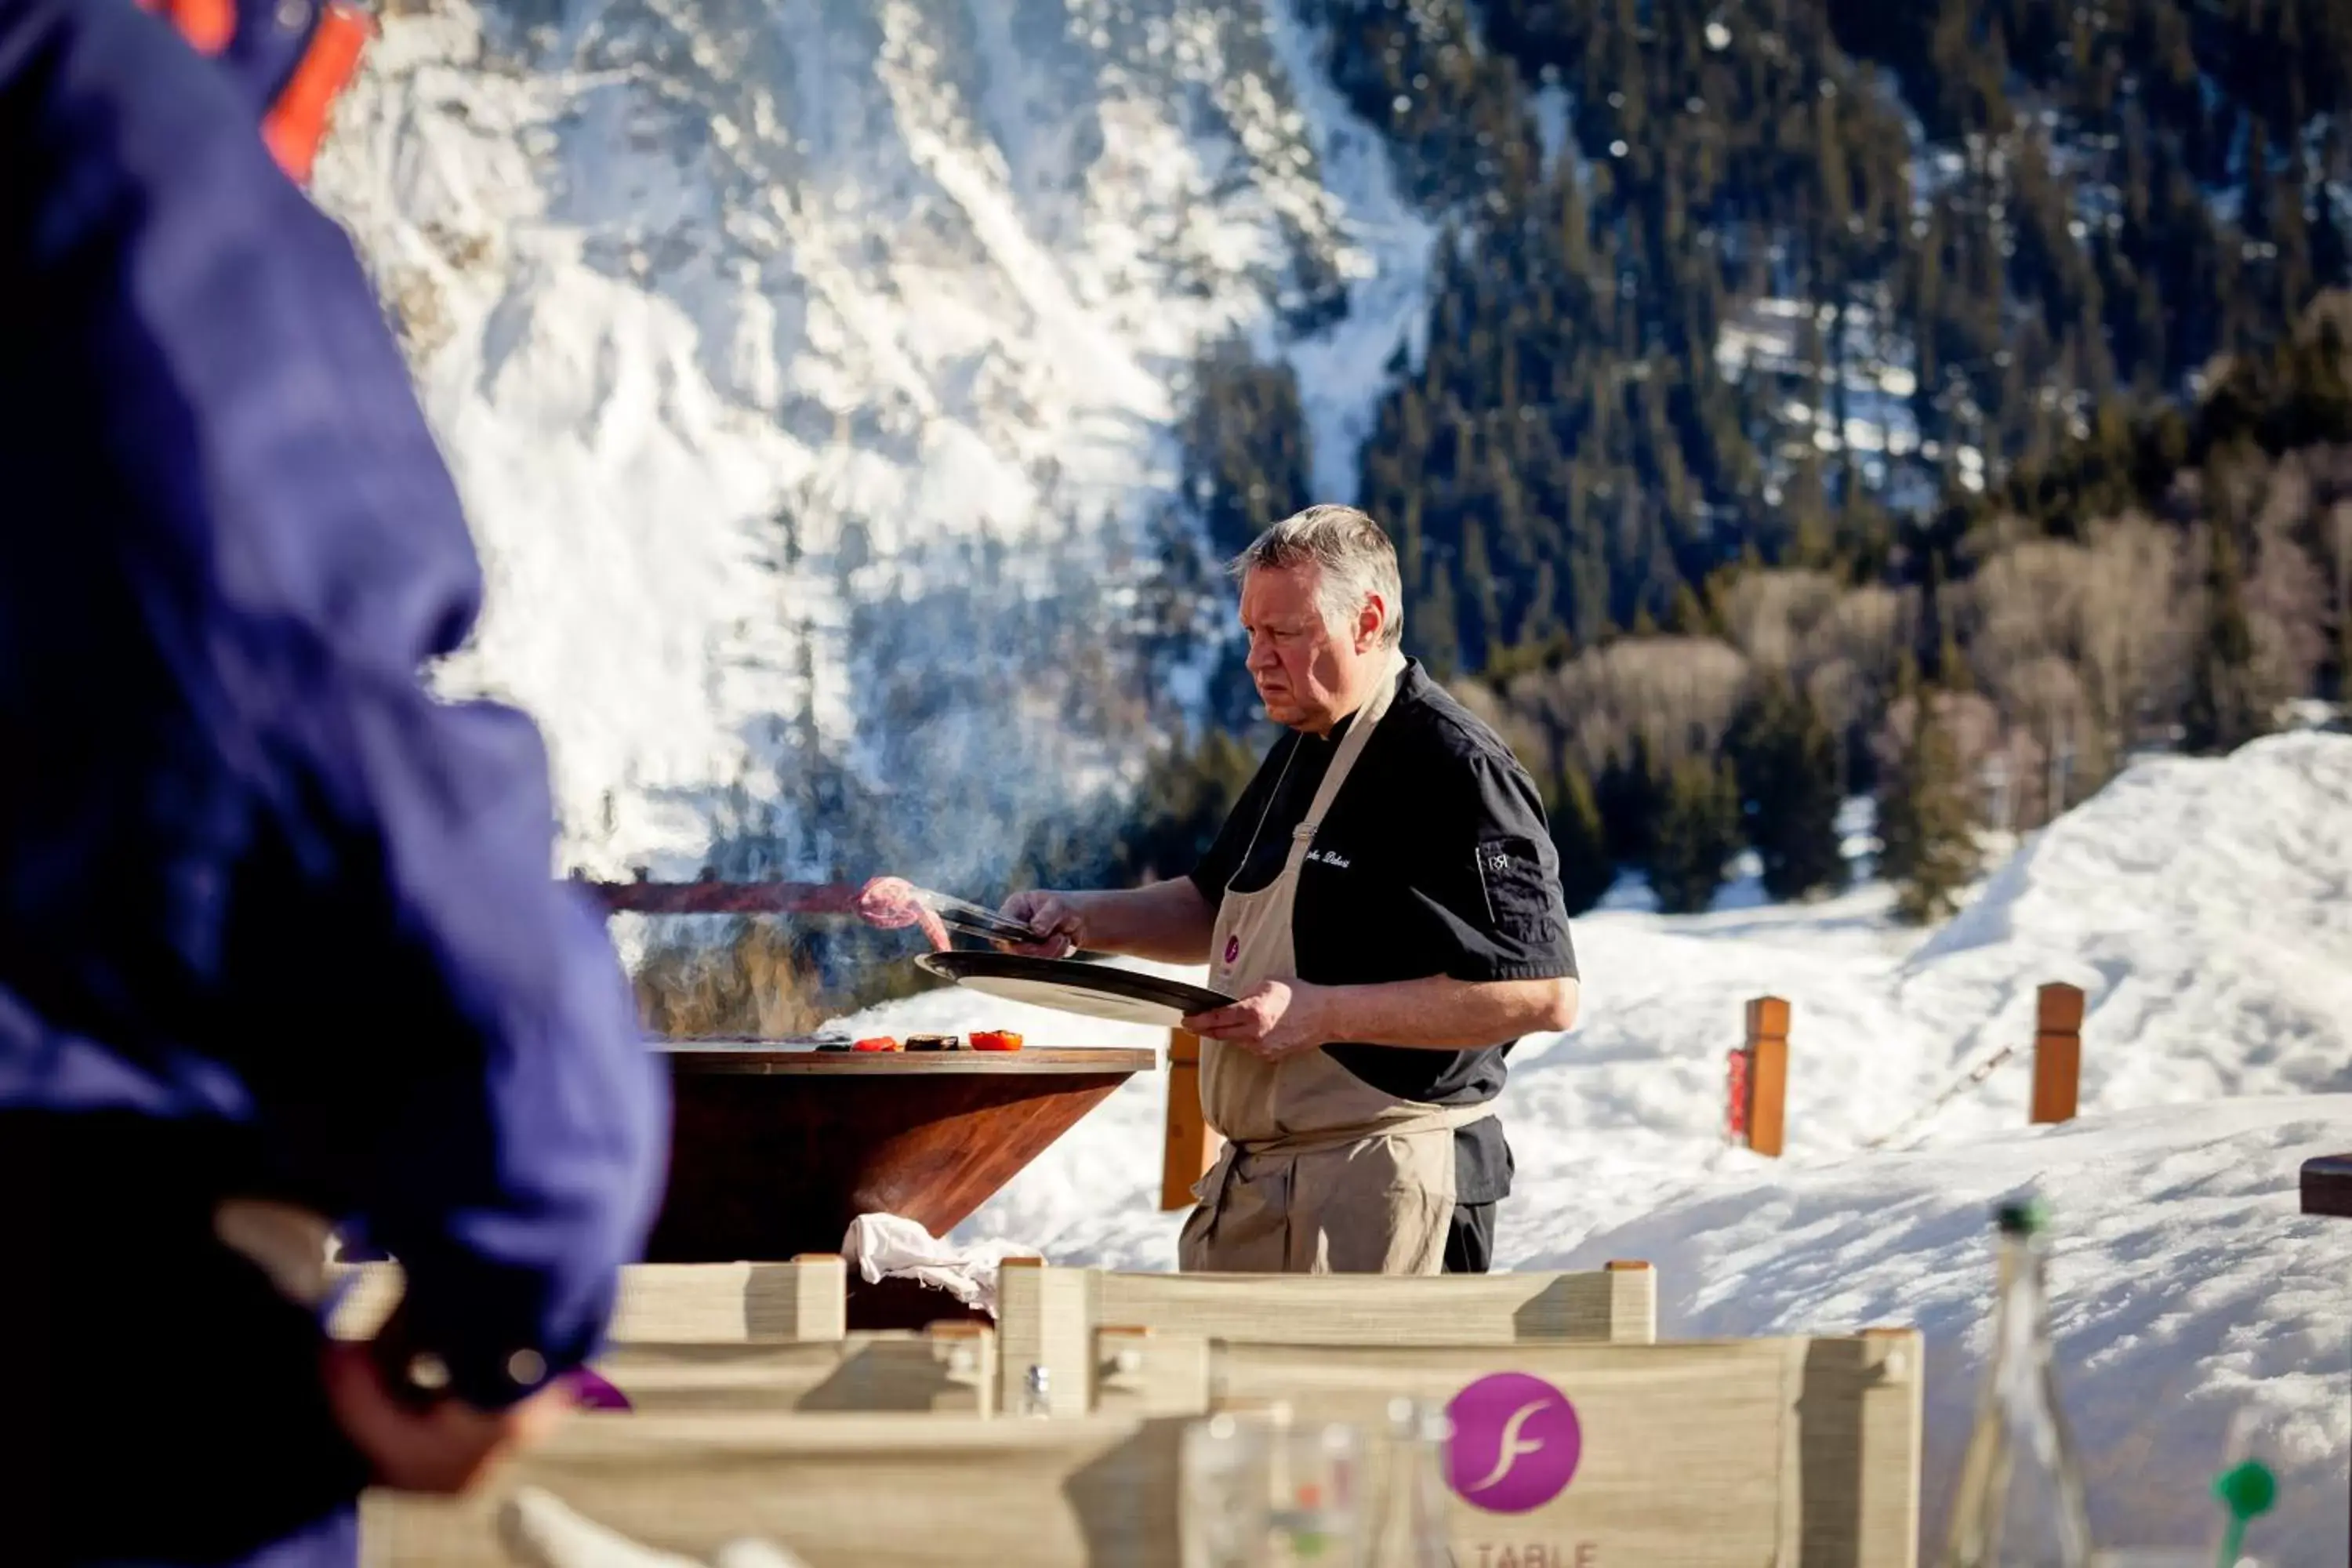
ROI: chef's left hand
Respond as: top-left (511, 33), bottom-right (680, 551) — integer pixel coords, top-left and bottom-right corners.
top-left (1183, 980), bottom-right (1334, 1061)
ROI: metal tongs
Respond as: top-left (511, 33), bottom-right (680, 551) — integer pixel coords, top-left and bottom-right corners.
top-left (908, 887), bottom-right (1051, 947)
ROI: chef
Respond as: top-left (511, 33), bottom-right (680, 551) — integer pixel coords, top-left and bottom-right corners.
top-left (1003, 504), bottom-right (1580, 1273)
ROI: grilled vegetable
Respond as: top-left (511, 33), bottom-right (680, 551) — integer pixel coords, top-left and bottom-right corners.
top-left (905, 1033), bottom-right (963, 1052)
top-left (851, 1036), bottom-right (901, 1052)
top-left (970, 1029), bottom-right (1023, 1052)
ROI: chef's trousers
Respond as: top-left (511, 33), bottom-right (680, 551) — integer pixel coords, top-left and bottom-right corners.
top-left (1443, 1201), bottom-right (1497, 1274)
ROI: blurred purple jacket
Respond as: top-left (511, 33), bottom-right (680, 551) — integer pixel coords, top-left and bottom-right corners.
top-left (0, 1), bottom-right (668, 1560)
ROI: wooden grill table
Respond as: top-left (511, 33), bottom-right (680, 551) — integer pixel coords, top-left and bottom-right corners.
top-left (650, 1044), bottom-right (1156, 1329)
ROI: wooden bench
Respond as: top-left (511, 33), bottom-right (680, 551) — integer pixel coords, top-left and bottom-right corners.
top-left (331, 1257), bottom-right (851, 1345)
top-left (361, 1327), bottom-right (1918, 1568)
top-left (996, 1258), bottom-right (1657, 1415)
top-left (586, 1327), bottom-right (993, 1415)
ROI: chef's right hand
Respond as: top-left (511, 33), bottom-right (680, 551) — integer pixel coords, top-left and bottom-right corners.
top-left (999, 889), bottom-right (1084, 957)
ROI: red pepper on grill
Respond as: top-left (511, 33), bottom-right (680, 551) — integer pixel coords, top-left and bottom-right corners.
top-left (970, 1029), bottom-right (1022, 1052)
top-left (851, 1036), bottom-right (901, 1052)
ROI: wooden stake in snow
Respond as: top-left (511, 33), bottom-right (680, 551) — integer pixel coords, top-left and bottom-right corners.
top-left (2031, 982), bottom-right (2085, 1125)
top-left (1742, 996), bottom-right (1790, 1158)
top-left (1159, 1029), bottom-right (1222, 1211)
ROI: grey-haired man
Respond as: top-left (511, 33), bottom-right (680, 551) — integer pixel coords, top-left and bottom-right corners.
top-left (1004, 505), bottom-right (1581, 1273)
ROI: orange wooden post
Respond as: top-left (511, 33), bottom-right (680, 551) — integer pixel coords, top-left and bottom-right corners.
top-left (2031, 982), bottom-right (2085, 1125)
top-left (1743, 996), bottom-right (1790, 1158)
top-left (1160, 1030), bottom-right (1222, 1210)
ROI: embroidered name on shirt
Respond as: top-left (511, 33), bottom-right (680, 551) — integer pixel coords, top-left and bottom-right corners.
top-left (1305, 849), bottom-right (1352, 869)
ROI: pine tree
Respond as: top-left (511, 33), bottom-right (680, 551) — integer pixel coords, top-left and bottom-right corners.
top-left (2183, 523), bottom-right (2271, 753)
top-left (1644, 755), bottom-right (1744, 915)
top-left (1596, 736), bottom-right (1663, 867)
top-left (1164, 0), bottom-right (2345, 789)
top-left (1728, 673), bottom-right (1850, 901)
top-left (1668, 580), bottom-right (1715, 637)
top-left (1875, 655), bottom-right (1924, 885)
top-left (2337, 561), bottom-right (2352, 708)
top-left (1116, 728), bottom-right (1264, 881)
top-left (1412, 558), bottom-right (1466, 681)
top-left (1878, 677), bottom-right (1982, 924)
top-left (1548, 760), bottom-right (1617, 916)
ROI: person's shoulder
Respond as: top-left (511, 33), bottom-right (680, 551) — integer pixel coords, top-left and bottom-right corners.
top-left (1387, 662), bottom-right (1534, 779)
top-left (3, 0), bottom-right (252, 165)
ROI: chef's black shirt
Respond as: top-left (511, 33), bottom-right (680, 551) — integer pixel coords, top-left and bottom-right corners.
top-left (1186, 658), bottom-right (1579, 1211)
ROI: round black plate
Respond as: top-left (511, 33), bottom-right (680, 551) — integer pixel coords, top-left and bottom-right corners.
top-left (914, 951), bottom-right (1236, 1028)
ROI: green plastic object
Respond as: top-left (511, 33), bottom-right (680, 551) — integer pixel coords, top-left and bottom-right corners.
top-left (2211, 1457), bottom-right (2278, 1567)
top-left (1996, 1196), bottom-right (2051, 1237)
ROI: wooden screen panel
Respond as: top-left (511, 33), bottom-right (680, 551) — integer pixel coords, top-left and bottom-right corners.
top-left (329, 1258), bottom-right (849, 1345)
top-left (588, 1329), bottom-right (994, 1415)
top-left (358, 1330), bottom-right (1922, 1568)
top-left (1083, 1264), bottom-right (1656, 1346)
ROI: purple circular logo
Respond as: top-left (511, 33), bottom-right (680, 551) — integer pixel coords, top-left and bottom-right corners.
top-left (1222, 935), bottom-right (1240, 965)
top-left (1444, 1373), bottom-right (1582, 1513)
top-left (564, 1368), bottom-right (632, 1410)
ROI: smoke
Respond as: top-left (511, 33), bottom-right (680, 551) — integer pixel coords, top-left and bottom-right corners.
top-left (625, 500), bottom-right (1236, 1019)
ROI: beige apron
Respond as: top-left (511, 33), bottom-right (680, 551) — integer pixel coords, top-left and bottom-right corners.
top-left (1178, 652), bottom-right (1492, 1275)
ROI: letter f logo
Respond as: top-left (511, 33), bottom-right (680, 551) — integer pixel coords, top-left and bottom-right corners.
top-left (1444, 1374), bottom-right (1583, 1514)
top-left (1465, 1399), bottom-right (1554, 1493)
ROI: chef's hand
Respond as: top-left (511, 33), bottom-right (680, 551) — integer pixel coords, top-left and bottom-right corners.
top-left (321, 1336), bottom-right (573, 1495)
top-left (998, 889), bottom-right (1085, 957)
top-left (1183, 979), bottom-right (1333, 1062)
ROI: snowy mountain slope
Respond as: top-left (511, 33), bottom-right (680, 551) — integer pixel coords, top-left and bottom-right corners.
top-left (310, 0), bottom-right (1432, 881)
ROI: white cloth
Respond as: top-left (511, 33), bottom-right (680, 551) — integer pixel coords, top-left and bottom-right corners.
top-left (500, 1487), bottom-right (810, 1568)
top-left (840, 1212), bottom-right (1038, 1318)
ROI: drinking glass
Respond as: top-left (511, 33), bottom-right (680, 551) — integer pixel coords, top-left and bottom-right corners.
top-left (1368, 1396), bottom-right (1454, 1568)
top-left (1181, 1408), bottom-right (1368, 1568)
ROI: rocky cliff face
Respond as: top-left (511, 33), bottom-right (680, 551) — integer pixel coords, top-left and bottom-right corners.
top-left (312, 0), bottom-right (1430, 886)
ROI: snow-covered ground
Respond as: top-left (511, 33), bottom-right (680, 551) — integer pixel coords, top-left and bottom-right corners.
top-left (831, 731), bottom-right (2352, 1559)
top-left (1571, 1097), bottom-right (2350, 1557)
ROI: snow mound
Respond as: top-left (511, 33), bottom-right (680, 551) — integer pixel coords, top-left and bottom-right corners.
top-left (1549, 1098), bottom-right (2352, 1561)
top-left (1909, 731), bottom-right (2352, 1116)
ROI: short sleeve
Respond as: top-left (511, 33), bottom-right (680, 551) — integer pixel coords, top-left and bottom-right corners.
top-left (1410, 747), bottom-right (1578, 982)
